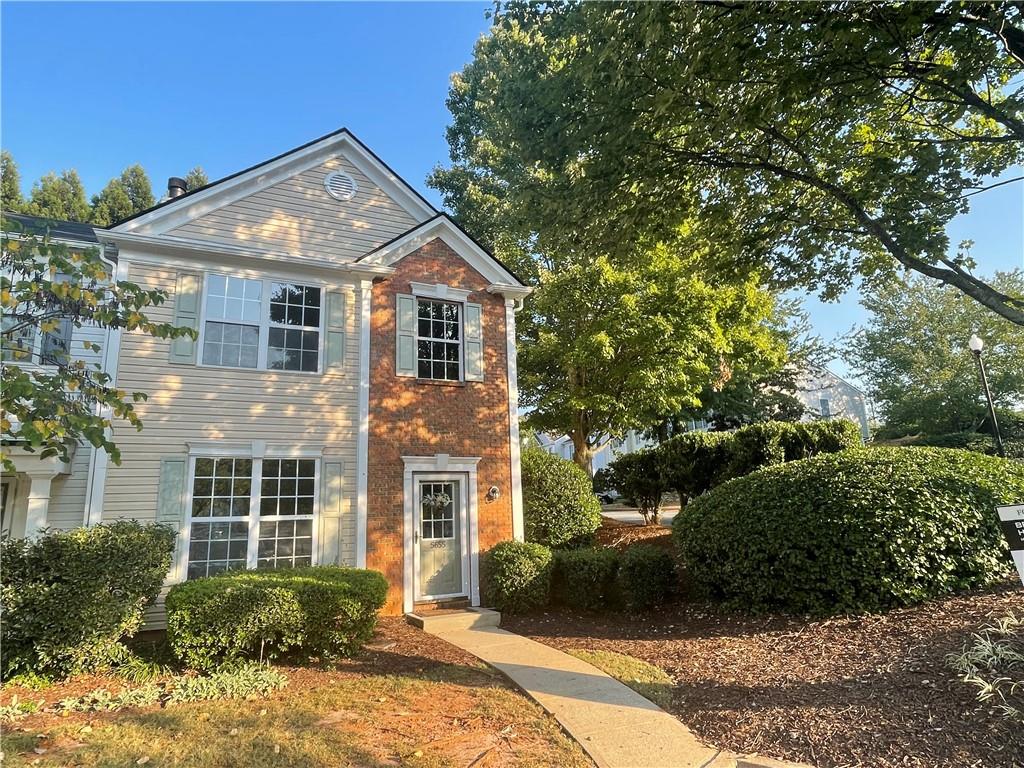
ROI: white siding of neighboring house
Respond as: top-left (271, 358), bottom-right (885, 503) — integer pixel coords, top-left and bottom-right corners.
top-left (168, 156), bottom-right (418, 262)
top-left (795, 368), bottom-right (872, 440)
top-left (1, 275), bottom-right (109, 535)
top-left (102, 257), bottom-right (363, 569)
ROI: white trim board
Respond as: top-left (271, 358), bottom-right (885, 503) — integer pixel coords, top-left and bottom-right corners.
top-left (112, 129), bottom-right (436, 235)
top-left (355, 280), bottom-right (372, 569)
top-left (358, 216), bottom-right (527, 289)
top-left (504, 299), bottom-right (525, 541)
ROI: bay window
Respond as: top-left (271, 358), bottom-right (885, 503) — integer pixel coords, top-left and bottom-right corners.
top-left (185, 455), bottom-right (318, 579)
top-left (200, 274), bottom-right (323, 373)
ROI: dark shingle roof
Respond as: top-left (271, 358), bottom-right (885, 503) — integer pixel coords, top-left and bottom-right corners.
top-left (2, 212), bottom-right (98, 243)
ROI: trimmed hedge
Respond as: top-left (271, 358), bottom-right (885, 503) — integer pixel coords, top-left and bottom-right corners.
top-left (483, 541), bottom-right (553, 613)
top-left (553, 547), bottom-right (620, 611)
top-left (905, 432), bottom-right (1024, 459)
top-left (166, 566), bottom-right (387, 671)
top-left (673, 448), bottom-right (1024, 615)
top-left (658, 430), bottom-right (732, 503)
top-left (521, 445), bottom-right (602, 548)
top-left (1, 521), bottom-right (175, 680)
top-left (627, 419), bottom-right (862, 509)
top-left (618, 545), bottom-right (676, 612)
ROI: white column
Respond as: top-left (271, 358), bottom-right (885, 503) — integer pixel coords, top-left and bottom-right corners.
top-left (356, 279), bottom-right (372, 568)
top-left (505, 299), bottom-right (525, 541)
top-left (24, 473), bottom-right (55, 539)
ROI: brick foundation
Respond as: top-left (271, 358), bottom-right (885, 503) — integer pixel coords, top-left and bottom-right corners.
top-left (366, 238), bottom-right (515, 614)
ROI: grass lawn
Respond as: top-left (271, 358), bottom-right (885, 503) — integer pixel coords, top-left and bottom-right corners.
top-left (0, 619), bottom-right (591, 768)
top-left (505, 579), bottom-right (1024, 768)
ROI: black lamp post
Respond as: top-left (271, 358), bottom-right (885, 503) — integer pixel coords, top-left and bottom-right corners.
top-left (968, 334), bottom-right (1005, 458)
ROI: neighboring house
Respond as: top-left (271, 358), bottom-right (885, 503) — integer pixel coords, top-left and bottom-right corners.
top-left (1, 128), bottom-right (531, 618)
top-left (1, 215), bottom-right (110, 540)
top-left (794, 366), bottom-right (873, 440)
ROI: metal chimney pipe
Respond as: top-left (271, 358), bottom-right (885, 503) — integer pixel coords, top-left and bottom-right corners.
top-left (167, 177), bottom-right (188, 199)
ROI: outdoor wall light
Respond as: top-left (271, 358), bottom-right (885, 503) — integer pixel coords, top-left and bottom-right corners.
top-left (486, 485), bottom-right (501, 501)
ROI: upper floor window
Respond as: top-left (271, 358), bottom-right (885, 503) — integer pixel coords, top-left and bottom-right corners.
top-left (819, 397), bottom-right (832, 418)
top-left (416, 299), bottom-right (461, 381)
top-left (200, 274), bottom-right (322, 373)
top-left (1, 315), bottom-right (73, 365)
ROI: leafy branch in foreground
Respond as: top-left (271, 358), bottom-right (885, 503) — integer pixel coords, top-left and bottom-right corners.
top-left (1, 219), bottom-right (195, 470)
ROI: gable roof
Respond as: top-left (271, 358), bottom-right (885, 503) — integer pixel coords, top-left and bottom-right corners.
top-left (111, 127), bottom-right (437, 234)
top-left (2, 212), bottom-right (98, 243)
top-left (357, 213), bottom-right (528, 289)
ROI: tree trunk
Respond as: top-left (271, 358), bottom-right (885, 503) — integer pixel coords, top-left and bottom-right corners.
top-left (571, 431), bottom-right (596, 477)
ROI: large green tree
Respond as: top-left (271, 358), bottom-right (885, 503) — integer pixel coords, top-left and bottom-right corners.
top-left (1, 151), bottom-right (24, 214)
top-left (845, 270), bottom-right (1024, 437)
top-left (434, 2), bottom-right (1024, 324)
top-left (517, 247), bottom-right (783, 473)
top-left (90, 164), bottom-right (155, 227)
top-left (1, 219), bottom-right (194, 471)
top-left (25, 170), bottom-right (90, 222)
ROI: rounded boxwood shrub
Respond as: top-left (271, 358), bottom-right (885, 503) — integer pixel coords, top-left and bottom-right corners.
top-left (553, 547), bottom-right (620, 611)
top-left (673, 448), bottom-right (1024, 615)
top-left (521, 445), bottom-right (601, 548)
top-left (484, 540), bottom-right (553, 613)
top-left (166, 566), bottom-right (387, 671)
top-left (618, 545), bottom-right (676, 612)
top-left (0, 521), bottom-right (175, 680)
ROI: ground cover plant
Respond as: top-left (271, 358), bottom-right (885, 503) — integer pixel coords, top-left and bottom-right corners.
top-left (674, 447), bottom-right (1023, 614)
top-left (948, 613), bottom-right (1023, 723)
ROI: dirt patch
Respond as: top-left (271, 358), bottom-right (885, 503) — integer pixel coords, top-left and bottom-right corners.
top-left (504, 580), bottom-right (1024, 768)
top-left (594, 515), bottom-right (674, 552)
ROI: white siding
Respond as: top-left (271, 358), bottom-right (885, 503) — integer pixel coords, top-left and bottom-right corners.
top-left (102, 259), bottom-right (361, 568)
top-left (167, 156), bottom-right (418, 262)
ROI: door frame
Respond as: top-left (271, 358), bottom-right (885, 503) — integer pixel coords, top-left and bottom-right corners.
top-left (412, 473), bottom-right (469, 602)
top-left (401, 455), bottom-right (481, 614)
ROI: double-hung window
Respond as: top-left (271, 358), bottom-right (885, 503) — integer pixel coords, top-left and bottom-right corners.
top-left (416, 299), bottom-right (461, 381)
top-left (186, 455), bottom-right (318, 579)
top-left (200, 274), bottom-right (323, 373)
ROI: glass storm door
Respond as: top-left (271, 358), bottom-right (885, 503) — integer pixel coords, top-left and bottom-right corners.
top-left (415, 478), bottom-right (465, 599)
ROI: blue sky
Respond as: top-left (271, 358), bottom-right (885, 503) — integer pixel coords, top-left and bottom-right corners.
top-left (3, 2), bottom-right (1021, 382)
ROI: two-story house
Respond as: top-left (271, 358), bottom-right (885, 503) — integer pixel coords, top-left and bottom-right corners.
top-left (2, 128), bottom-right (531, 617)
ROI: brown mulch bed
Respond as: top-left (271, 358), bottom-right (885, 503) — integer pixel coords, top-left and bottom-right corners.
top-left (594, 515), bottom-right (674, 551)
top-left (503, 580), bottom-right (1024, 768)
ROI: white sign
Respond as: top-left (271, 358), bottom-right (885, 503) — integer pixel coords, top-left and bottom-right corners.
top-left (997, 504), bottom-right (1024, 587)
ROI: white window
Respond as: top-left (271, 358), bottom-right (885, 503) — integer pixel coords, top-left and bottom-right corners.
top-left (416, 299), bottom-right (461, 381)
top-left (819, 397), bottom-right (832, 418)
top-left (200, 274), bottom-right (323, 373)
top-left (185, 455), bottom-right (318, 579)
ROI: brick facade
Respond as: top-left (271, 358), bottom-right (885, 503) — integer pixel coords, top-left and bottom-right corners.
top-left (366, 238), bottom-right (515, 614)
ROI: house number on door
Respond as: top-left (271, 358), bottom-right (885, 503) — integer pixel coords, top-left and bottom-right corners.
top-left (430, 540), bottom-right (446, 549)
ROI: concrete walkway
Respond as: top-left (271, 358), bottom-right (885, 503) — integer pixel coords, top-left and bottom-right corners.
top-left (427, 619), bottom-right (808, 768)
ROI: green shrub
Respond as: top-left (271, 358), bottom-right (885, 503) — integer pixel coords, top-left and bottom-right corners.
top-left (521, 445), bottom-right (602, 548)
top-left (166, 566), bottom-right (387, 671)
top-left (905, 432), bottom-right (1024, 459)
top-left (657, 430), bottom-right (732, 503)
top-left (603, 448), bottom-right (667, 523)
top-left (617, 545), bottom-right (676, 611)
top-left (723, 421), bottom-right (789, 480)
top-left (785, 419), bottom-right (863, 459)
top-left (0, 521), bottom-right (175, 680)
top-left (674, 448), bottom-right (1023, 615)
top-left (553, 548), bottom-right (620, 611)
top-left (484, 541), bottom-right (553, 612)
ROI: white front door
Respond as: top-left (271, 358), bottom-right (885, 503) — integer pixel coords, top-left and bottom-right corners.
top-left (414, 475), bottom-right (469, 601)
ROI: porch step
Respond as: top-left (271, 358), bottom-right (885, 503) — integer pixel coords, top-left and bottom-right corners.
top-left (406, 607), bottom-right (501, 635)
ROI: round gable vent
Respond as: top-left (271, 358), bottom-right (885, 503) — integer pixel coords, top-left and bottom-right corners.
top-left (324, 171), bottom-right (358, 201)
